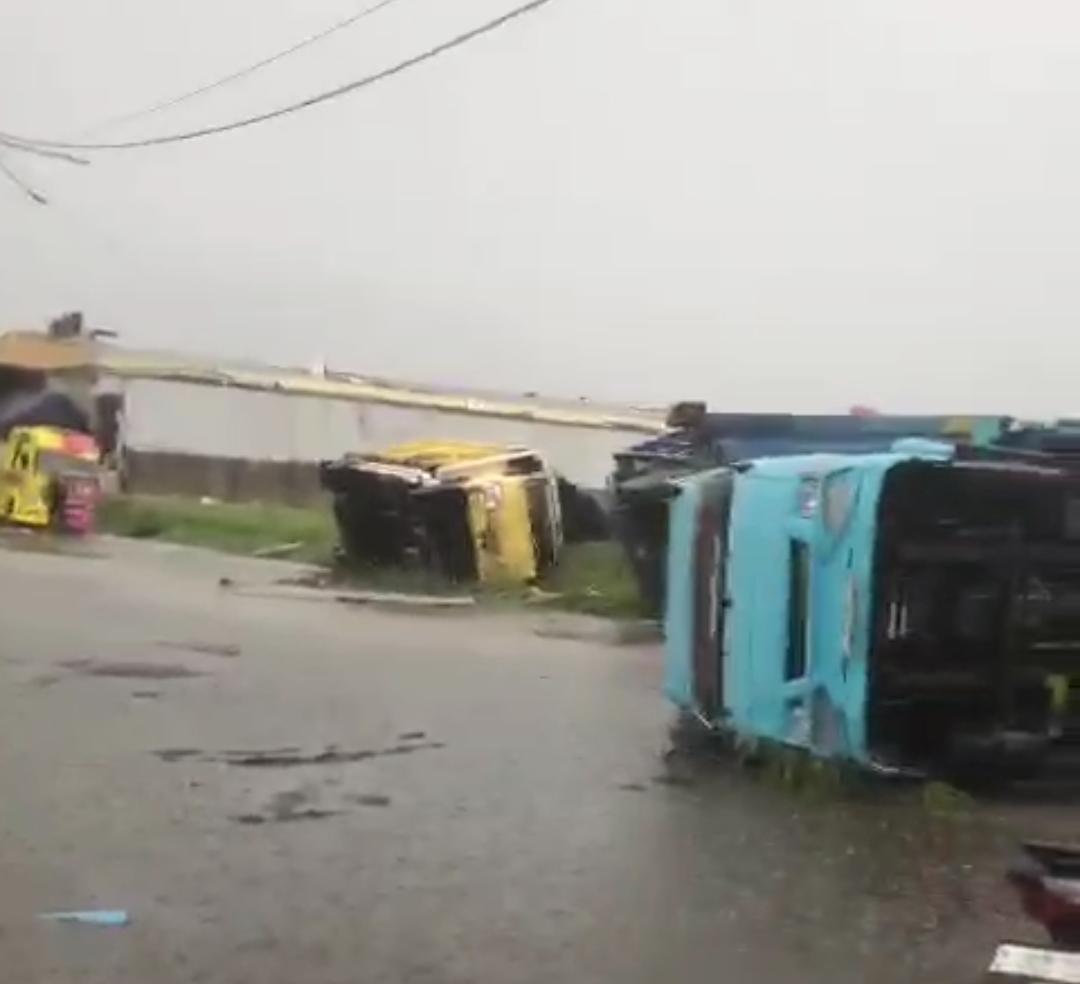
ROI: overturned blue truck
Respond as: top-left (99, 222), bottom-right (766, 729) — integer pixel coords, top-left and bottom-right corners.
top-left (652, 423), bottom-right (1080, 779)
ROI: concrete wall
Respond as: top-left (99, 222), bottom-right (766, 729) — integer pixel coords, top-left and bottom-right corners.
top-left (121, 378), bottom-right (640, 490)
top-left (124, 450), bottom-right (323, 507)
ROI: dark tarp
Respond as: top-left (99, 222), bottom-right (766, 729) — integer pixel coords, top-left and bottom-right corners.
top-left (0, 391), bottom-right (90, 438)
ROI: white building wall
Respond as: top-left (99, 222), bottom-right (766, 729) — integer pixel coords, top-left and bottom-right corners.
top-left (121, 378), bottom-right (640, 488)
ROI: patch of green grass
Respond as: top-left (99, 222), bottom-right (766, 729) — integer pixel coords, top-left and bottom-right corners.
top-left (101, 496), bottom-right (648, 619)
top-left (99, 495), bottom-right (337, 566)
top-left (537, 541), bottom-right (649, 620)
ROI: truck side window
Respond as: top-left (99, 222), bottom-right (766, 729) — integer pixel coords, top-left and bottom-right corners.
top-left (785, 540), bottom-right (810, 680)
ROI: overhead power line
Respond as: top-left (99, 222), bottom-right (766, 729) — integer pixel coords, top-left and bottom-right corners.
top-left (0, 136), bottom-right (89, 165)
top-left (79, 0), bottom-right (409, 137)
top-left (0, 158), bottom-right (48, 204)
top-left (0, 0), bottom-right (559, 153)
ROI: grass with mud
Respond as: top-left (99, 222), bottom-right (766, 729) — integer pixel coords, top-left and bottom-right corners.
top-left (99, 494), bottom-right (647, 619)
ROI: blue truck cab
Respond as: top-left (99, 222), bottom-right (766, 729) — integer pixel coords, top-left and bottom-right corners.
top-left (664, 444), bottom-right (1080, 778)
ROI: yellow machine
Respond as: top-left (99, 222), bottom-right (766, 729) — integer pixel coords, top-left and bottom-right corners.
top-left (0, 426), bottom-right (101, 533)
top-left (320, 441), bottom-right (563, 584)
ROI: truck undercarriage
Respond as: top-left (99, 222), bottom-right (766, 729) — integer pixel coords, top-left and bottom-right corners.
top-left (869, 459), bottom-right (1080, 778)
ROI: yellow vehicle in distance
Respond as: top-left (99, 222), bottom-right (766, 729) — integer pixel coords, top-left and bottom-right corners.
top-left (0, 425), bottom-right (101, 534)
top-left (320, 441), bottom-right (563, 584)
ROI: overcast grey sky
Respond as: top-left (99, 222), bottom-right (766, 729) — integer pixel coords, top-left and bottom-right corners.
top-left (2, 0), bottom-right (1079, 413)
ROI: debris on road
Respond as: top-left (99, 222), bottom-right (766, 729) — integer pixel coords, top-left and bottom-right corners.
top-left (251, 541), bottom-right (304, 559)
top-left (39, 909), bottom-right (130, 927)
top-left (158, 640), bottom-right (242, 658)
top-left (333, 589), bottom-right (476, 610)
top-left (131, 690), bottom-right (160, 699)
top-left (398, 731), bottom-right (426, 741)
top-left (60, 659), bottom-right (205, 680)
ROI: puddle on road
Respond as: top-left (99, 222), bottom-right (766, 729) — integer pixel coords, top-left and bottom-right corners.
top-left (157, 640), bottom-right (242, 659)
top-left (232, 809), bottom-right (340, 825)
top-left (231, 785), bottom-right (359, 824)
top-left (153, 748), bottom-right (204, 762)
top-left (350, 793), bottom-right (392, 808)
top-left (216, 741), bottom-right (445, 768)
top-left (150, 738), bottom-right (443, 769)
top-left (60, 659), bottom-right (206, 680)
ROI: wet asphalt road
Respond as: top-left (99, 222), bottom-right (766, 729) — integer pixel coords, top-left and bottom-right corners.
top-left (0, 535), bottom-right (1072, 983)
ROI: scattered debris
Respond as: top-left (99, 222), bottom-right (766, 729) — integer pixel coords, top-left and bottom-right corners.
top-left (158, 641), bottom-right (241, 659)
top-left (29, 674), bottom-right (61, 688)
top-left (350, 793), bottom-right (392, 807)
top-left (60, 659), bottom-right (205, 680)
top-left (398, 731), bottom-right (426, 741)
top-left (39, 909), bottom-right (130, 927)
top-left (251, 541), bottom-right (304, 559)
top-left (131, 690), bottom-right (160, 699)
top-left (333, 590), bottom-right (475, 610)
top-left (990, 943), bottom-right (1080, 983)
top-left (218, 576), bottom-right (234, 589)
top-left (617, 782), bottom-right (647, 792)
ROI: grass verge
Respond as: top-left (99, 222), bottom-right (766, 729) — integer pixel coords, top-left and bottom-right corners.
top-left (99, 495), bottom-right (337, 566)
top-left (99, 495), bottom-right (648, 619)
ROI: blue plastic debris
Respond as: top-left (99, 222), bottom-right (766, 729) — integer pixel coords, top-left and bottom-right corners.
top-left (39, 910), bottom-right (130, 927)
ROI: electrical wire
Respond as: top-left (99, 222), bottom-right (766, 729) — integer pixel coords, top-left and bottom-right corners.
top-left (0, 158), bottom-right (48, 204)
top-left (79, 0), bottom-right (409, 137)
top-left (0, 0), bottom-right (558, 152)
top-left (0, 136), bottom-right (89, 165)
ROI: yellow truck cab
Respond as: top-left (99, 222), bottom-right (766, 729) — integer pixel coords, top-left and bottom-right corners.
top-left (1, 426), bottom-right (101, 533)
top-left (321, 441), bottom-right (563, 584)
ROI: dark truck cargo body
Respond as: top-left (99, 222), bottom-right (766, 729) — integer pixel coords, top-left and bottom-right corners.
top-left (612, 413), bottom-right (1005, 617)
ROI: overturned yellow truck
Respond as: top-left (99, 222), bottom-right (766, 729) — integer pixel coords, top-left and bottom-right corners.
top-left (319, 442), bottom-right (563, 584)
